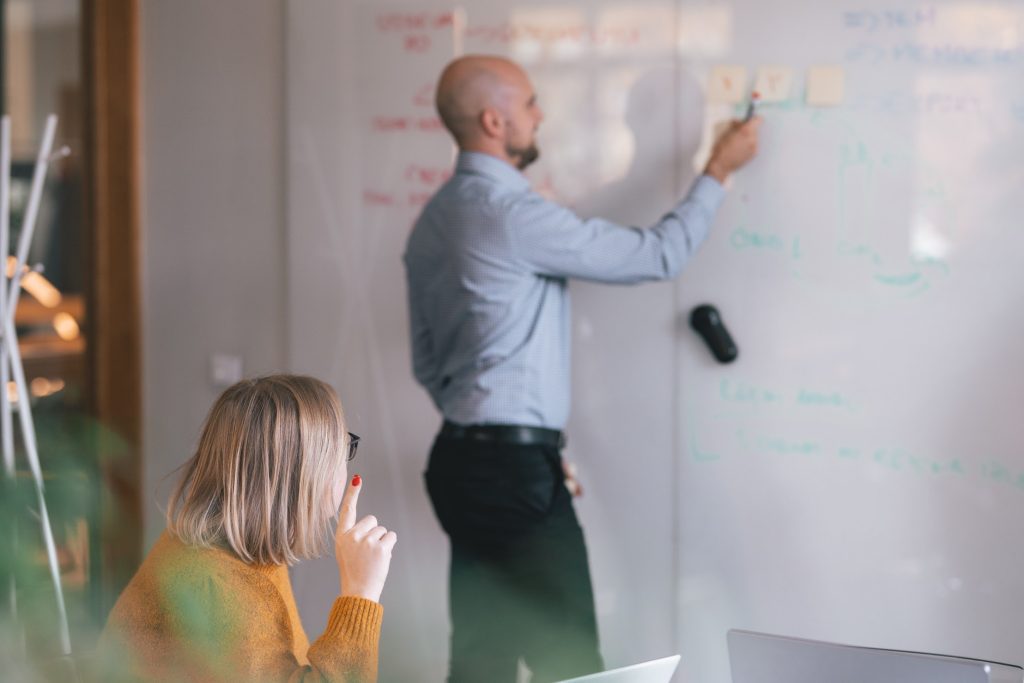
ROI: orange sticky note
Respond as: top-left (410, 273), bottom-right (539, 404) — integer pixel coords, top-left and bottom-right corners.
top-left (754, 66), bottom-right (793, 103)
top-left (806, 66), bottom-right (845, 106)
top-left (708, 65), bottom-right (748, 104)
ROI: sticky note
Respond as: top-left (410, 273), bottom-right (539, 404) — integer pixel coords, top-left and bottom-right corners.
top-left (806, 66), bottom-right (845, 106)
top-left (708, 65), bottom-right (748, 104)
top-left (754, 66), bottom-right (794, 103)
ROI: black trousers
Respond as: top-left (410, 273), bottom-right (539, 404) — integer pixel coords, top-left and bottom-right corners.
top-left (425, 434), bottom-right (604, 683)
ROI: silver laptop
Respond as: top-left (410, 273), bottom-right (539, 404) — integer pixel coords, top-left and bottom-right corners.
top-left (555, 655), bottom-right (681, 683)
top-left (728, 629), bottom-right (1023, 683)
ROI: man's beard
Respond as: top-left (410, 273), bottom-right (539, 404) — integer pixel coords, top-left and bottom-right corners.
top-left (506, 142), bottom-right (540, 170)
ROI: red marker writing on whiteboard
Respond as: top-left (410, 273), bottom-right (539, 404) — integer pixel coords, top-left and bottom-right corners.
top-left (744, 91), bottom-right (761, 122)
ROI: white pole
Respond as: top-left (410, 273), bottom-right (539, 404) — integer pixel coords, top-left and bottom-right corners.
top-left (0, 116), bottom-right (16, 625)
top-left (2, 114), bottom-right (71, 655)
top-left (5, 113), bottom-right (54, 486)
top-left (7, 115), bottom-right (56, 315)
top-left (0, 116), bottom-right (12, 481)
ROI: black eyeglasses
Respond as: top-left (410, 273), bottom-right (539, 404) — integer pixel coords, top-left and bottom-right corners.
top-left (346, 432), bottom-right (361, 462)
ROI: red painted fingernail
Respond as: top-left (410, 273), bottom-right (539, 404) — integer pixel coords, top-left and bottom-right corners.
top-left (351, 474), bottom-right (361, 487)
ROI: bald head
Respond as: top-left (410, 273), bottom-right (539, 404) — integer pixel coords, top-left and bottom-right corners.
top-left (435, 55), bottom-right (541, 163)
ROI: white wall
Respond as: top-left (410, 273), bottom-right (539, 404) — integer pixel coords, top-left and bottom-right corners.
top-left (139, 0), bottom-right (287, 545)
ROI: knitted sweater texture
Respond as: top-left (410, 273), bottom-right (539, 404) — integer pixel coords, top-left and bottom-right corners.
top-left (98, 532), bottom-right (382, 682)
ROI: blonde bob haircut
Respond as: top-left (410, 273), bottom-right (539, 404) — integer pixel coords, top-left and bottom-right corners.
top-left (167, 375), bottom-right (348, 566)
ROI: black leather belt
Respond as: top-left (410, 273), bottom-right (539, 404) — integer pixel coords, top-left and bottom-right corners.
top-left (440, 420), bottom-right (566, 449)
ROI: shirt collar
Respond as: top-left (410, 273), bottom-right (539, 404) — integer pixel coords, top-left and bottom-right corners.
top-left (455, 151), bottom-right (531, 191)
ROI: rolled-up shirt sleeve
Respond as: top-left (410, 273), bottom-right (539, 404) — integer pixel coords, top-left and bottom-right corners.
top-left (509, 174), bottom-right (725, 283)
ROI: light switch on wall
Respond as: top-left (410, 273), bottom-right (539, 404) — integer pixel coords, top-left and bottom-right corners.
top-left (209, 353), bottom-right (244, 388)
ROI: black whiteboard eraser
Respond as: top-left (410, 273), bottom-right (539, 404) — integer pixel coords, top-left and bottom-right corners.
top-left (689, 304), bottom-right (738, 364)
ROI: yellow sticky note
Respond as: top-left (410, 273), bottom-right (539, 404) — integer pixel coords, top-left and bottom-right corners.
top-left (806, 66), bottom-right (845, 107)
top-left (708, 65), bottom-right (748, 104)
top-left (754, 66), bottom-right (793, 103)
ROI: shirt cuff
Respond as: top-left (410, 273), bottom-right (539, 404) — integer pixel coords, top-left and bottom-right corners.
top-left (683, 174), bottom-right (727, 219)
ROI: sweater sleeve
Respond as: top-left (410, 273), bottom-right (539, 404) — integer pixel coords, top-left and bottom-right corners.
top-left (232, 580), bottom-right (383, 683)
top-left (200, 573), bottom-right (383, 682)
top-left (297, 597), bottom-right (383, 682)
top-left (95, 535), bottom-right (383, 683)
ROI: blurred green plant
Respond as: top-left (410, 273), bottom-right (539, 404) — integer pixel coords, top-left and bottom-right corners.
top-left (0, 406), bottom-right (129, 682)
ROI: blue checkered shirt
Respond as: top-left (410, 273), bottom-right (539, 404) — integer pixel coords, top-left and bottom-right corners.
top-left (403, 151), bottom-right (725, 429)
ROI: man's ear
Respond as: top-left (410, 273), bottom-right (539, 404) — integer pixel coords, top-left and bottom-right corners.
top-left (479, 107), bottom-right (505, 140)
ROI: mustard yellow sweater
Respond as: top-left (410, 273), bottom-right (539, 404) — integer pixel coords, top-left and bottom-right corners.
top-left (98, 532), bottom-right (382, 682)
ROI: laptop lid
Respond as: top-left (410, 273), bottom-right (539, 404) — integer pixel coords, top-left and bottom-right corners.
top-left (728, 629), bottom-right (1022, 683)
top-left (555, 655), bottom-right (681, 683)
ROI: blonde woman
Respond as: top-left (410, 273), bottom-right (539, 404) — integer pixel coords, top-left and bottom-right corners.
top-left (98, 375), bottom-right (396, 682)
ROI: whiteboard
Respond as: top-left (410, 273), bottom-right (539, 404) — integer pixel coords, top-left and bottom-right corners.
top-left (285, 1), bottom-right (1024, 682)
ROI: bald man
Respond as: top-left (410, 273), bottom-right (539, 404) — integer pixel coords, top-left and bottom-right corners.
top-left (404, 55), bottom-right (760, 682)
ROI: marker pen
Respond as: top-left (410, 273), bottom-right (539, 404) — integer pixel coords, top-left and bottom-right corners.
top-left (744, 91), bottom-right (761, 122)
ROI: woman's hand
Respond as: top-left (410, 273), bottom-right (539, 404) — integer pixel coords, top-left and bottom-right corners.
top-left (335, 475), bottom-right (397, 603)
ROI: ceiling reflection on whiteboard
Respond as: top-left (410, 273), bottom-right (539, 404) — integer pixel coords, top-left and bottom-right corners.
top-left (596, 4), bottom-right (676, 57)
top-left (910, 213), bottom-right (951, 263)
top-left (509, 6), bottom-right (586, 62)
top-left (504, 3), bottom-right (673, 63)
top-left (938, 5), bottom-right (1023, 48)
top-left (677, 5), bottom-right (734, 58)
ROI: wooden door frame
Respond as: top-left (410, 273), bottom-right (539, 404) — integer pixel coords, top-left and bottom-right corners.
top-left (82, 0), bottom-right (142, 616)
